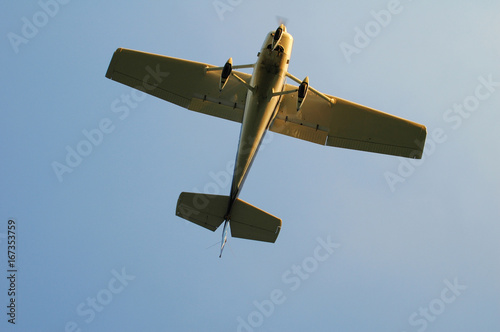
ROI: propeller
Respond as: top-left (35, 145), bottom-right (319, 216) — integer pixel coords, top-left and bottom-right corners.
top-left (272, 16), bottom-right (289, 51)
top-left (276, 16), bottom-right (289, 27)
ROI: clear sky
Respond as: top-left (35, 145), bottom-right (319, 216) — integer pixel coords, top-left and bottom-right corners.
top-left (1, 1), bottom-right (499, 331)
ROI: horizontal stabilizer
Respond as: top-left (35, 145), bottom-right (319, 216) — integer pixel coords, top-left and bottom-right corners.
top-left (175, 192), bottom-right (228, 231)
top-left (175, 192), bottom-right (281, 243)
top-left (230, 199), bottom-right (281, 243)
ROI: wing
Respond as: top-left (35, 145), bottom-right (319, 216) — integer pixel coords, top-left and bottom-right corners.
top-left (105, 48), bottom-right (251, 123)
top-left (270, 84), bottom-right (427, 159)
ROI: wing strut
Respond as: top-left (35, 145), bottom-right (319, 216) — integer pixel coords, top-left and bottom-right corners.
top-left (206, 60), bottom-right (255, 92)
top-left (285, 72), bottom-right (336, 106)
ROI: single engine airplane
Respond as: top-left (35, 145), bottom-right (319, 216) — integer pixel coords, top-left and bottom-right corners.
top-left (105, 24), bottom-right (426, 257)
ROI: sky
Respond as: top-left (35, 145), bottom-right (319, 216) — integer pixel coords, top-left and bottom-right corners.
top-left (1, 0), bottom-right (499, 331)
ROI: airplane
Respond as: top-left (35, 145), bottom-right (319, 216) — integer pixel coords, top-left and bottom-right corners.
top-left (105, 24), bottom-right (427, 257)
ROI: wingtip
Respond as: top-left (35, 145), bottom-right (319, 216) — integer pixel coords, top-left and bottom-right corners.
top-left (105, 48), bottom-right (125, 79)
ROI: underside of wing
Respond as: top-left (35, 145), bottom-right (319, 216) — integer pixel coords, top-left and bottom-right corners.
top-left (271, 84), bottom-right (427, 159)
top-left (106, 48), bottom-right (251, 123)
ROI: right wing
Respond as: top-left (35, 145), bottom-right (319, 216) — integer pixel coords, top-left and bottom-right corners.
top-left (270, 83), bottom-right (427, 159)
top-left (105, 48), bottom-right (251, 123)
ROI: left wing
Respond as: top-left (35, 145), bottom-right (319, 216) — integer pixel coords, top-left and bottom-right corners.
top-left (106, 48), bottom-right (251, 123)
top-left (270, 83), bottom-right (427, 159)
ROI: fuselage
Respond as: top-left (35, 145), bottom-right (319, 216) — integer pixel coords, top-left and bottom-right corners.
top-left (227, 28), bottom-right (294, 213)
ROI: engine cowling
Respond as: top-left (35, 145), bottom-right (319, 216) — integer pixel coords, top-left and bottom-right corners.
top-left (219, 57), bottom-right (232, 91)
top-left (297, 76), bottom-right (309, 111)
top-left (272, 25), bottom-right (284, 51)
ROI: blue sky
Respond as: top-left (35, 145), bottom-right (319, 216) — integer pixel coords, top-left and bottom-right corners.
top-left (1, 1), bottom-right (499, 331)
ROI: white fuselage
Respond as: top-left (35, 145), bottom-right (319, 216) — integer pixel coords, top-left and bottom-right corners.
top-left (228, 30), bottom-right (294, 208)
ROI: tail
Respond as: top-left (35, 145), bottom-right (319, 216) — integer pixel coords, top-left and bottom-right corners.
top-left (175, 192), bottom-right (282, 245)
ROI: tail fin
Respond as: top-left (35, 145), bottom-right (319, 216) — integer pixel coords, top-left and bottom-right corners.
top-left (175, 192), bottom-right (281, 243)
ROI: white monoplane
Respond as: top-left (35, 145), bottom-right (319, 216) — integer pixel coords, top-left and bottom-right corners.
top-left (106, 24), bottom-right (426, 256)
